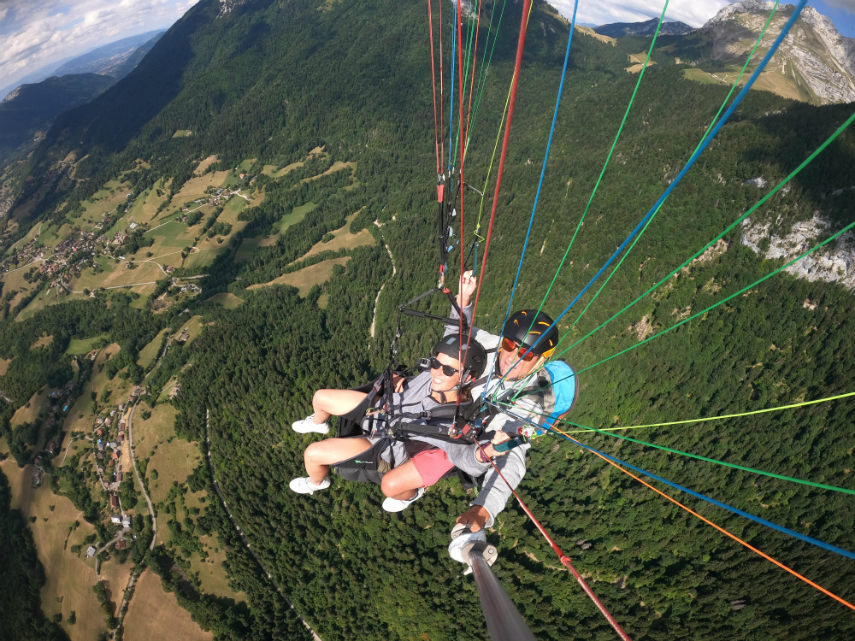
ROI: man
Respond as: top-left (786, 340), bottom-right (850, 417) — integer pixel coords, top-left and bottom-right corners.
top-left (444, 270), bottom-right (566, 533)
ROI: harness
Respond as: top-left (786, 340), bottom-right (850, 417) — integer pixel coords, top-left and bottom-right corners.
top-left (330, 375), bottom-right (489, 486)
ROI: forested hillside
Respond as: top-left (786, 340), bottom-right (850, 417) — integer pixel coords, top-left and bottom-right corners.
top-left (1, 1), bottom-right (853, 640)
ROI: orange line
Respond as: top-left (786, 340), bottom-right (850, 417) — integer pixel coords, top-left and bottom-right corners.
top-left (552, 426), bottom-right (855, 612)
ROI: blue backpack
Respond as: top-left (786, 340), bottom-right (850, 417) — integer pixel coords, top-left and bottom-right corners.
top-left (543, 360), bottom-right (579, 427)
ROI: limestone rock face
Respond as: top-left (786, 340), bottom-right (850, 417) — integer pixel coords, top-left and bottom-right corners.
top-left (741, 213), bottom-right (855, 292)
top-left (703, 1), bottom-right (855, 104)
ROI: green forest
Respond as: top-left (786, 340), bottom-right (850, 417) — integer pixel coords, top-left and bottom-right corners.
top-left (1, 0), bottom-right (853, 639)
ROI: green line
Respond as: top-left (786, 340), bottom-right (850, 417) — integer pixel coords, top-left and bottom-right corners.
top-left (567, 391), bottom-right (855, 432)
top-left (451, 7), bottom-right (480, 168)
top-left (493, 391), bottom-right (855, 496)
top-left (474, 4), bottom-right (531, 237)
top-left (531, 1), bottom-right (670, 321)
top-left (565, 418), bottom-right (855, 496)
top-left (464, 0), bottom-right (508, 165)
top-left (577, 217), bottom-right (855, 374)
top-left (553, 110), bottom-right (855, 362)
top-left (555, 2), bottom-right (780, 351)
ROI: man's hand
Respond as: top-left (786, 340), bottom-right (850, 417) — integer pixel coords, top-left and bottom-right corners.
top-left (456, 504), bottom-right (491, 532)
top-left (480, 430), bottom-right (511, 460)
top-left (391, 373), bottom-right (405, 393)
top-left (457, 270), bottom-right (477, 308)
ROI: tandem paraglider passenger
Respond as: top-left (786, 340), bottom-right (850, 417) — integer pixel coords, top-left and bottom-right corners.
top-left (289, 333), bottom-right (491, 512)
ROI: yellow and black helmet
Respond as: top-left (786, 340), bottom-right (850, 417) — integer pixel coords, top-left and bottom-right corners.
top-left (502, 310), bottom-right (558, 356)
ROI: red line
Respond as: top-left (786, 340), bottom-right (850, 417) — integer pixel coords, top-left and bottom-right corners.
top-left (550, 426), bottom-right (855, 613)
top-left (470, 0), bottom-right (530, 332)
top-left (477, 441), bottom-right (632, 640)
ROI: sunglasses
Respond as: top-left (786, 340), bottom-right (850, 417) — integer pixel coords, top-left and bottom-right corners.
top-left (428, 356), bottom-right (460, 377)
top-left (501, 336), bottom-right (538, 362)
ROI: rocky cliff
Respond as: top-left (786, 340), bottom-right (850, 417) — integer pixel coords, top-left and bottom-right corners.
top-left (703, 0), bottom-right (855, 104)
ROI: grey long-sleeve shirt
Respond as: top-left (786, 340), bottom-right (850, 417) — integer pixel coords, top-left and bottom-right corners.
top-left (404, 303), bottom-right (557, 527)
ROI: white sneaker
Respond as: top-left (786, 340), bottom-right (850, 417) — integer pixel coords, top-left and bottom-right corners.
top-left (289, 476), bottom-right (331, 494)
top-left (291, 414), bottom-right (330, 434)
top-left (382, 487), bottom-right (424, 513)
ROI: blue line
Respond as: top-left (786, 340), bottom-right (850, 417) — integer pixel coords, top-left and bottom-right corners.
top-left (553, 428), bottom-right (855, 561)
top-left (487, 0), bottom-right (808, 395)
top-left (483, 1), bottom-right (579, 403)
top-left (500, 0), bottom-right (579, 347)
top-left (498, 404), bottom-right (855, 561)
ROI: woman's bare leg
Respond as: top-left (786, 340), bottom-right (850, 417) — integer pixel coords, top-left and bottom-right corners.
top-left (380, 460), bottom-right (424, 500)
top-left (304, 437), bottom-right (372, 484)
top-left (311, 389), bottom-right (368, 424)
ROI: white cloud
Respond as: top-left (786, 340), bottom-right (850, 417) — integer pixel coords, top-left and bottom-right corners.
top-left (824, 0), bottom-right (855, 10)
top-left (0, 0), bottom-right (198, 91)
top-left (547, 0), bottom-right (734, 28)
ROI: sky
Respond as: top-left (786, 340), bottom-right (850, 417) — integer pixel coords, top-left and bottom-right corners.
top-left (0, 0), bottom-right (197, 93)
top-left (0, 0), bottom-right (854, 95)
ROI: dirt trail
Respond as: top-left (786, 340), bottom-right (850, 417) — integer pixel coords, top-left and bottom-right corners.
top-left (370, 221), bottom-right (396, 339)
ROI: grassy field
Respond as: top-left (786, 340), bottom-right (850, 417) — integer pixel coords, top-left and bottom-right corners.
top-left (127, 185), bottom-right (169, 226)
top-left (10, 387), bottom-right (51, 428)
top-left (682, 67), bottom-right (724, 85)
top-left (72, 258), bottom-right (163, 292)
top-left (123, 569), bottom-right (212, 641)
top-left (261, 145), bottom-right (326, 178)
top-left (30, 334), bottom-right (54, 349)
top-left (176, 315), bottom-right (205, 344)
top-left (131, 403), bottom-right (177, 464)
top-left (170, 171), bottom-right (231, 204)
top-left (218, 195), bottom-right (250, 224)
top-left (248, 256), bottom-right (351, 296)
top-left (302, 159), bottom-right (355, 184)
top-left (1, 260), bottom-right (41, 313)
top-left (0, 356), bottom-right (11, 375)
top-left (188, 534), bottom-right (246, 602)
top-left (206, 293), bottom-right (244, 309)
top-left (194, 155), bottom-right (220, 176)
top-left (0, 459), bottom-right (106, 641)
top-left (98, 557), bottom-right (133, 618)
top-left (65, 335), bottom-right (107, 355)
top-left (280, 201), bottom-right (316, 233)
top-left (137, 328), bottom-right (169, 369)
top-left (235, 234), bottom-right (277, 261)
top-left (235, 201), bottom-right (315, 262)
top-left (300, 210), bottom-right (374, 261)
top-left (148, 435), bottom-right (203, 505)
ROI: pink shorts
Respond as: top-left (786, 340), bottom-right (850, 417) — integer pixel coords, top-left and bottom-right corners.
top-left (410, 448), bottom-right (455, 487)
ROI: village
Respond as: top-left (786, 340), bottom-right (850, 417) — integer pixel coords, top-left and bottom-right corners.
top-left (0, 178), bottom-right (252, 306)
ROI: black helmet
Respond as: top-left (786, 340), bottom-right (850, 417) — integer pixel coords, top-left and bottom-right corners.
top-left (502, 309), bottom-right (558, 355)
top-left (432, 334), bottom-right (488, 379)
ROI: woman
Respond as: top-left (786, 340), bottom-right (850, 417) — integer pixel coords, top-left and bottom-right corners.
top-left (289, 334), bottom-right (487, 512)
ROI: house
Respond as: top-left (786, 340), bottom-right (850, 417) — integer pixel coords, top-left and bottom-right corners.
top-left (115, 539), bottom-right (128, 551)
top-left (87, 546), bottom-right (97, 558)
top-left (122, 515), bottom-right (131, 528)
top-left (110, 494), bottom-right (119, 509)
top-left (117, 430), bottom-right (125, 443)
top-left (111, 516), bottom-right (122, 525)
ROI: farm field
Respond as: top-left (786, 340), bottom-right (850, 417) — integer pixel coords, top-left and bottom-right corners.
top-left (122, 570), bottom-right (213, 641)
top-left (248, 256), bottom-right (351, 296)
top-left (0, 459), bottom-right (106, 641)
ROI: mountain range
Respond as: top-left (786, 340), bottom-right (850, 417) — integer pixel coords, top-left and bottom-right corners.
top-left (0, 31), bottom-right (164, 168)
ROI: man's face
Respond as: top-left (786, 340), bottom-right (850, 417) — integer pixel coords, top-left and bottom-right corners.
top-left (498, 338), bottom-right (542, 380)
